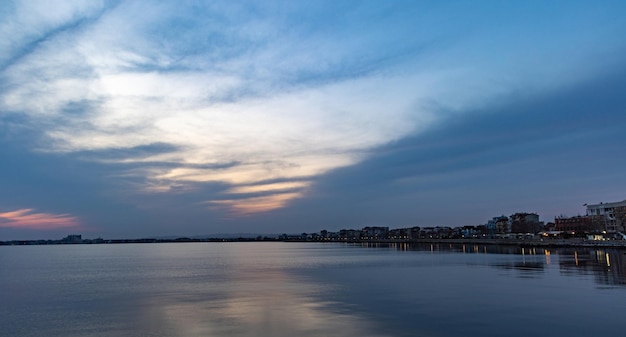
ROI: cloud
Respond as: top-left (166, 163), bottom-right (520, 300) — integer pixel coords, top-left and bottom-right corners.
top-left (270, 66), bottom-right (626, 229)
top-left (0, 1), bottom-right (446, 215)
top-left (2, 0), bottom-right (626, 219)
top-left (0, 208), bottom-right (81, 230)
top-left (0, 0), bottom-right (107, 70)
top-left (209, 193), bottom-right (302, 216)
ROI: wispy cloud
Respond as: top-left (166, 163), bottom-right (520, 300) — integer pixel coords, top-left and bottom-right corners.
top-left (0, 208), bottom-right (81, 230)
top-left (209, 193), bottom-right (302, 216)
top-left (2, 1), bottom-right (625, 217)
top-left (225, 181), bottom-right (309, 195)
top-left (0, 1), bottom-right (443, 214)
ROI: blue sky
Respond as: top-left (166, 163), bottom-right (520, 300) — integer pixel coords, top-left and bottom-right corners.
top-left (1, 0), bottom-right (625, 239)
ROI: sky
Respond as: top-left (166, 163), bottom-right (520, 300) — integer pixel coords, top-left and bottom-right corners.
top-left (1, 0), bottom-right (626, 240)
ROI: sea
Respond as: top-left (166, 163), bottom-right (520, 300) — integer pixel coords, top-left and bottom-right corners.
top-left (1, 242), bottom-right (625, 337)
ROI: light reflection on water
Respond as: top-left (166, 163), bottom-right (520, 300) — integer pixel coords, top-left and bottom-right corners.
top-left (361, 242), bottom-right (626, 287)
top-left (1, 242), bottom-right (626, 337)
top-left (0, 243), bottom-right (386, 337)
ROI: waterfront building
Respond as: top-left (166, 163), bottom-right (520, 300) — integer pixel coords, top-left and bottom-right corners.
top-left (510, 213), bottom-right (543, 234)
top-left (320, 230), bottom-right (328, 239)
top-left (388, 228), bottom-right (410, 240)
top-left (409, 226), bottom-right (421, 240)
top-left (586, 200), bottom-right (626, 232)
top-left (61, 234), bottom-right (82, 243)
top-left (544, 222), bottom-right (556, 231)
top-left (419, 226), bottom-right (453, 239)
top-left (339, 229), bottom-right (361, 240)
top-left (460, 226), bottom-right (480, 238)
top-left (554, 215), bottom-right (596, 234)
top-left (361, 226), bottom-right (389, 240)
top-left (386, 227), bottom-right (420, 240)
top-left (487, 215), bottom-right (509, 235)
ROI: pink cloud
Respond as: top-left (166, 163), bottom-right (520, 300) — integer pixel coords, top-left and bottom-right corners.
top-left (0, 208), bottom-right (82, 230)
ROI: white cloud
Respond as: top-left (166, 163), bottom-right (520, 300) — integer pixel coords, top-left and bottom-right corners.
top-left (2, 1), bottom-right (625, 215)
top-left (0, 0), bottom-right (104, 66)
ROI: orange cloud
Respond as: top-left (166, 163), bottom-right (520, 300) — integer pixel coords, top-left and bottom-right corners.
top-left (209, 193), bottom-right (301, 215)
top-left (0, 209), bottom-right (81, 230)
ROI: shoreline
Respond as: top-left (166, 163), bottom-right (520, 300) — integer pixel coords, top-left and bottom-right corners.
top-left (3, 237), bottom-right (626, 249)
top-left (320, 238), bottom-right (626, 249)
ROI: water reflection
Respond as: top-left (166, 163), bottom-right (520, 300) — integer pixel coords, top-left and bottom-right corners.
top-left (151, 268), bottom-right (387, 337)
top-left (558, 249), bottom-right (626, 287)
top-left (491, 261), bottom-right (545, 278)
top-left (357, 242), bottom-right (626, 286)
top-left (0, 244), bottom-right (393, 337)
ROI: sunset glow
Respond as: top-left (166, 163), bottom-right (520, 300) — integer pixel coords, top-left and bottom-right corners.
top-left (0, 209), bottom-right (81, 230)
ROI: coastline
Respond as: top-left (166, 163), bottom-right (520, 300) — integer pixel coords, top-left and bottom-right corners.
top-left (3, 237), bottom-right (626, 249)
top-left (320, 238), bottom-right (626, 249)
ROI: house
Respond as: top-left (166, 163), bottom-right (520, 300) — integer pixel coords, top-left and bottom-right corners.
top-left (586, 200), bottom-right (626, 232)
top-left (510, 213), bottom-right (543, 234)
top-left (554, 215), bottom-right (595, 234)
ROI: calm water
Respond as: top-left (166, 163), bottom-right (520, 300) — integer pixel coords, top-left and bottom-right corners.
top-left (1, 242), bottom-right (625, 337)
